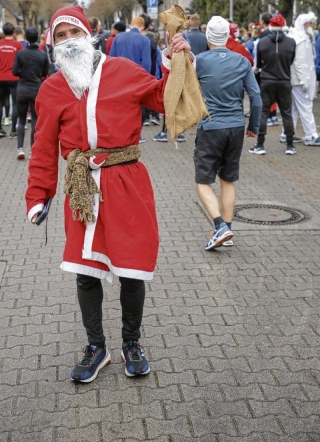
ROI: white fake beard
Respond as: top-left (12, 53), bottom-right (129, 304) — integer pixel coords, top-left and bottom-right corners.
top-left (305, 26), bottom-right (315, 44)
top-left (54, 36), bottom-right (95, 99)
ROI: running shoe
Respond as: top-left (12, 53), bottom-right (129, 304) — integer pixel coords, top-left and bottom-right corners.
top-left (304, 136), bottom-right (320, 146)
top-left (285, 146), bottom-right (296, 155)
top-left (205, 222), bottom-right (233, 250)
top-left (17, 148), bottom-right (25, 160)
top-left (177, 133), bottom-right (186, 142)
top-left (249, 144), bottom-right (265, 155)
top-left (9, 131), bottom-right (17, 139)
top-left (153, 131), bottom-right (168, 142)
top-left (279, 134), bottom-right (302, 143)
top-left (121, 341), bottom-right (150, 377)
top-left (150, 116), bottom-right (160, 125)
top-left (71, 344), bottom-right (111, 383)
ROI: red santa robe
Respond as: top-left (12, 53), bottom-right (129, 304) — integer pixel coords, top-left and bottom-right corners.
top-left (226, 37), bottom-right (254, 67)
top-left (26, 53), bottom-right (169, 282)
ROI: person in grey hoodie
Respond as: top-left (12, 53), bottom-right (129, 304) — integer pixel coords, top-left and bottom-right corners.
top-left (249, 13), bottom-right (296, 155)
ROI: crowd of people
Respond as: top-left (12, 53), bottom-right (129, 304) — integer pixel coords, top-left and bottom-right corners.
top-left (0, 23), bottom-right (49, 159)
top-left (1, 10), bottom-right (320, 156)
top-left (0, 5), bottom-right (319, 382)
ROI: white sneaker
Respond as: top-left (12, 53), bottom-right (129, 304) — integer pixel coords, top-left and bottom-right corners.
top-left (3, 117), bottom-right (11, 126)
top-left (304, 136), bottom-right (320, 146)
top-left (17, 148), bottom-right (25, 160)
top-left (285, 146), bottom-right (296, 155)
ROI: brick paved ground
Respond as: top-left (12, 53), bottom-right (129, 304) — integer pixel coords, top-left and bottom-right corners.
top-left (0, 96), bottom-right (319, 442)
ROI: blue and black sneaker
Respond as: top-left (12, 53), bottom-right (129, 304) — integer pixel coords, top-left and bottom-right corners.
top-left (205, 222), bottom-right (233, 250)
top-left (177, 133), bottom-right (186, 142)
top-left (153, 131), bottom-right (168, 142)
top-left (71, 344), bottom-right (111, 383)
top-left (121, 341), bottom-right (150, 377)
top-left (249, 144), bottom-right (266, 155)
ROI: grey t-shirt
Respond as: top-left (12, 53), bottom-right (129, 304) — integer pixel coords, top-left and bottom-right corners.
top-left (196, 48), bottom-right (262, 133)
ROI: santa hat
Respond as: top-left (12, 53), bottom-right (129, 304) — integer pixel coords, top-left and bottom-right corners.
top-left (269, 13), bottom-right (286, 31)
top-left (229, 22), bottom-right (239, 39)
top-left (50, 6), bottom-right (91, 44)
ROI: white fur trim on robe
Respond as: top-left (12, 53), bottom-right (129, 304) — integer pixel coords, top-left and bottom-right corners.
top-left (60, 53), bottom-right (155, 282)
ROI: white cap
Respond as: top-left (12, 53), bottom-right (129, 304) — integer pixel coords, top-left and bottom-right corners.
top-left (206, 16), bottom-right (230, 46)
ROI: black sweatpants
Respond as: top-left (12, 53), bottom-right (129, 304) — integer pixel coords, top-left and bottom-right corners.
top-left (76, 274), bottom-right (145, 346)
top-left (16, 93), bottom-right (37, 148)
top-left (258, 81), bottom-right (294, 146)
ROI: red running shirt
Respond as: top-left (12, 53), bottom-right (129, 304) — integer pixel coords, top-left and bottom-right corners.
top-left (0, 38), bottom-right (24, 81)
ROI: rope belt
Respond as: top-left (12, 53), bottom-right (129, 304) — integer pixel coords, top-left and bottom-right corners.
top-left (64, 145), bottom-right (141, 224)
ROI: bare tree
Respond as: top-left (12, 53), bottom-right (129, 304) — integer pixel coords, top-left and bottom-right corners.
top-left (6, 0), bottom-right (65, 28)
top-left (31, 0), bottom-right (65, 27)
top-left (0, 0), bottom-right (22, 23)
top-left (88, 0), bottom-right (136, 26)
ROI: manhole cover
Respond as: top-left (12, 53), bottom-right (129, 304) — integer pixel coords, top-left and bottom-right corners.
top-left (233, 204), bottom-right (309, 225)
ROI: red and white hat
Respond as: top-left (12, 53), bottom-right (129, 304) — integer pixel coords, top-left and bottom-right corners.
top-left (50, 6), bottom-right (91, 44)
top-left (269, 13), bottom-right (286, 31)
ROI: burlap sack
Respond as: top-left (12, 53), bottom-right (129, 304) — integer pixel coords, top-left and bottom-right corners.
top-left (159, 5), bottom-right (209, 145)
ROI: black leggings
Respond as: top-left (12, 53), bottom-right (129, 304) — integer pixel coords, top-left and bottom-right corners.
top-left (0, 81), bottom-right (18, 131)
top-left (16, 94), bottom-right (37, 148)
top-left (76, 274), bottom-right (145, 345)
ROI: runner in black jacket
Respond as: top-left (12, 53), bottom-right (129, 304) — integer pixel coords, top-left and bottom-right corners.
top-left (12, 27), bottom-right (49, 160)
top-left (249, 13), bottom-right (296, 156)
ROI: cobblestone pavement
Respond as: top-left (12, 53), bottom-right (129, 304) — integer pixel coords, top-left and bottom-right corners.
top-left (0, 95), bottom-right (320, 442)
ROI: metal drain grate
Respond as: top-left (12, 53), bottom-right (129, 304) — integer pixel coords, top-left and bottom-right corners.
top-left (233, 204), bottom-right (309, 226)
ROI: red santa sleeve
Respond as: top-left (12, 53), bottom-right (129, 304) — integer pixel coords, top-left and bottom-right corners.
top-left (25, 80), bottom-right (60, 220)
top-left (132, 60), bottom-right (170, 113)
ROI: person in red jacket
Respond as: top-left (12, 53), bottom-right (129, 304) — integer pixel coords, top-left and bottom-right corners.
top-left (226, 22), bottom-right (254, 67)
top-left (0, 22), bottom-right (23, 138)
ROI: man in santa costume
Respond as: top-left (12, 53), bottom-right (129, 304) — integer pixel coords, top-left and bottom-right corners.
top-left (25, 6), bottom-right (191, 382)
